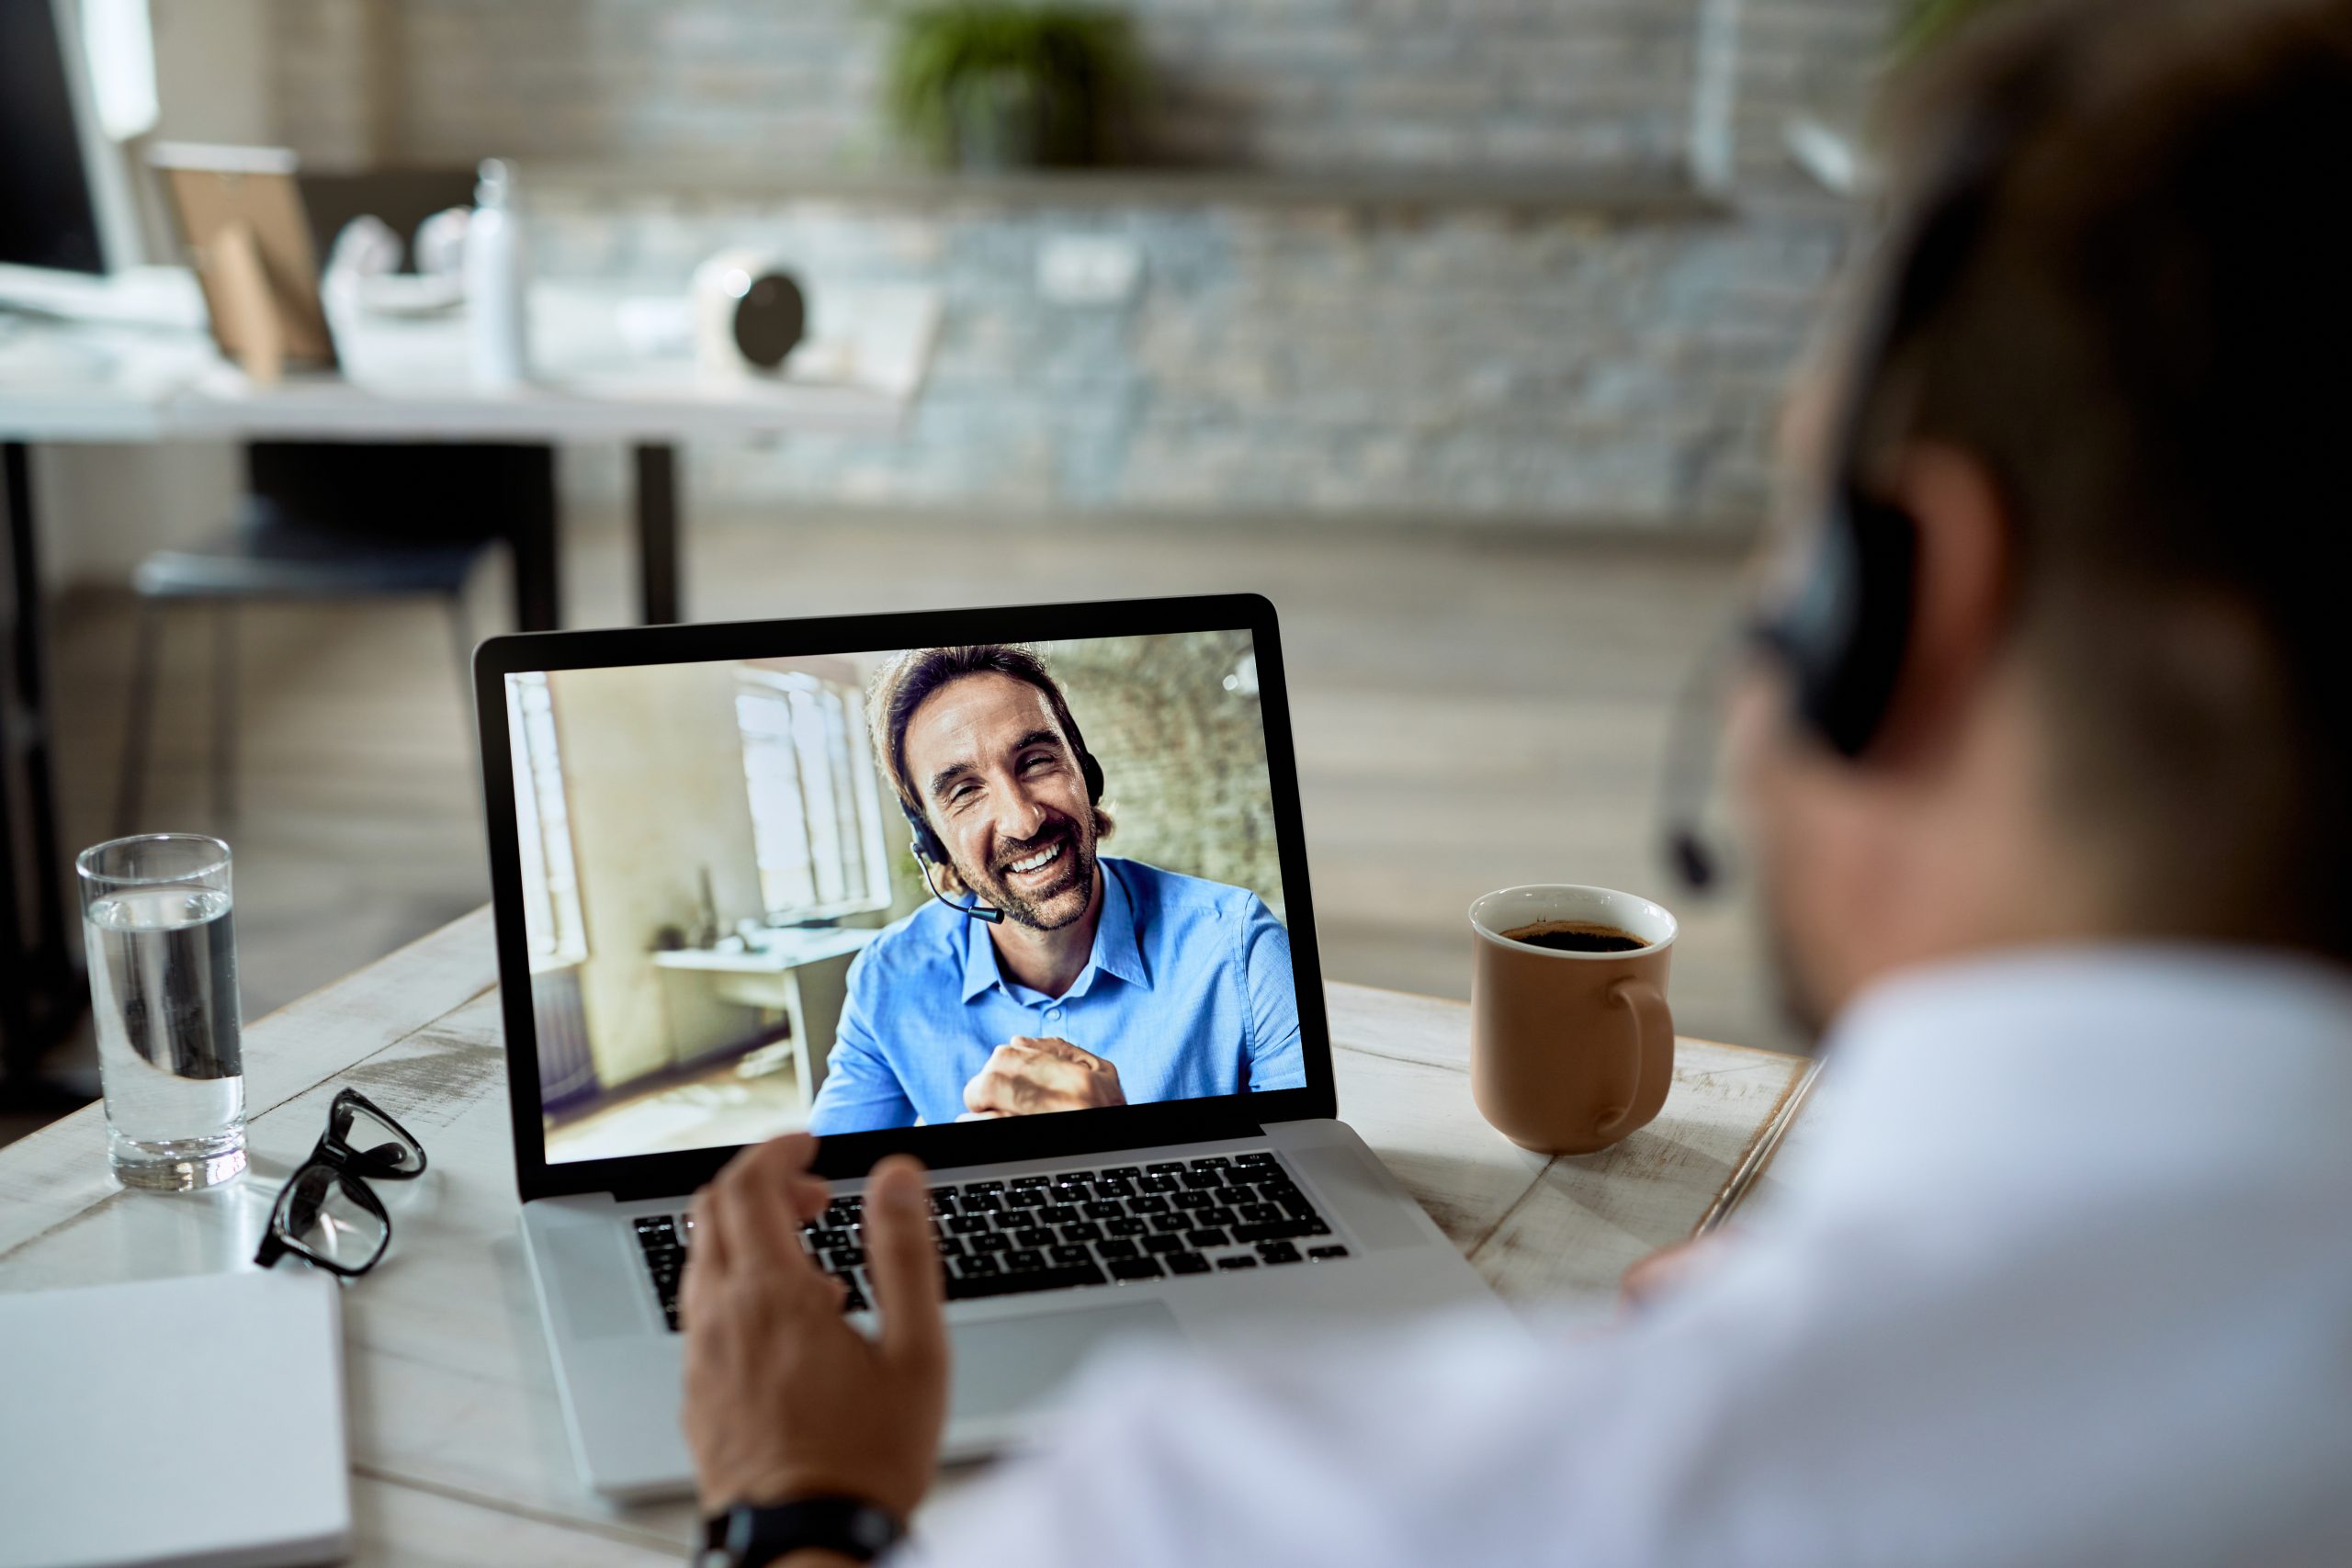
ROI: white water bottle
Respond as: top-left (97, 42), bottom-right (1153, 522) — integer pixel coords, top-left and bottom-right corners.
top-left (465, 158), bottom-right (529, 388)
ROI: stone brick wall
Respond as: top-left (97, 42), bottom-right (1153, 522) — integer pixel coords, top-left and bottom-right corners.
top-left (525, 191), bottom-right (1847, 520)
top-left (261, 0), bottom-right (1901, 525)
top-left (1045, 631), bottom-right (1284, 921)
top-left (276, 0), bottom-right (1710, 174)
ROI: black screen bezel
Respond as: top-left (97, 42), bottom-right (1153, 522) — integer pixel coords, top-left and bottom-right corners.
top-left (476, 593), bottom-right (1335, 1201)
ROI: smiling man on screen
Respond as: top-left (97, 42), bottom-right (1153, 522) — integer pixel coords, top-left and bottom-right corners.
top-left (806, 644), bottom-right (1304, 1134)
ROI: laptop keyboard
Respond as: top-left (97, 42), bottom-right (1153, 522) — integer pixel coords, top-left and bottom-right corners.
top-left (633, 1151), bottom-right (1346, 1332)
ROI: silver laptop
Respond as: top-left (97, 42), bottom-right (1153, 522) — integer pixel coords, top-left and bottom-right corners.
top-left (475, 594), bottom-right (1506, 1499)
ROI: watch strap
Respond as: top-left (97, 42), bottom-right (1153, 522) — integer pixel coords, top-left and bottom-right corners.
top-left (697, 1494), bottom-right (906, 1568)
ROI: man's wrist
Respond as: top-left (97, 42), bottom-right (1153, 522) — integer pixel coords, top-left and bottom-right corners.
top-left (698, 1494), bottom-right (907, 1568)
top-left (702, 1480), bottom-right (911, 1519)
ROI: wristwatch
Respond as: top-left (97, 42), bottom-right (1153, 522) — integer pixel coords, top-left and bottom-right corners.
top-left (695, 1495), bottom-right (907, 1568)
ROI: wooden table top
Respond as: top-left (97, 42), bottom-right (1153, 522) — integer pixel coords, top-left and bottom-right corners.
top-left (0, 908), bottom-right (1813, 1565)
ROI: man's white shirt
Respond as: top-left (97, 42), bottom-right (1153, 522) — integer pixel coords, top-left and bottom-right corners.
top-left (910, 946), bottom-right (2352, 1566)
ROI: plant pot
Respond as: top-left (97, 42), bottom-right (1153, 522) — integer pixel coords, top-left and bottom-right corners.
top-left (951, 68), bottom-right (1046, 171)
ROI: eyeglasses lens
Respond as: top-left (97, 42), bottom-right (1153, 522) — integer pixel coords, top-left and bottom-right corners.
top-left (279, 1164), bottom-right (388, 1269)
top-left (334, 1096), bottom-right (423, 1177)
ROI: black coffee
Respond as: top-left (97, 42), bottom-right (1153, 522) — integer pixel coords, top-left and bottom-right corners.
top-left (1502, 920), bottom-right (1646, 953)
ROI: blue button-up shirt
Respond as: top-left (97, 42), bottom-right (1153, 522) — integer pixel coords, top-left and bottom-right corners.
top-left (808, 857), bottom-right (1304, 1134)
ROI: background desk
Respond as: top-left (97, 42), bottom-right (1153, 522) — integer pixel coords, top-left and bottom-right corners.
top-left (0, 910), bottom-right (1814, 1565)
top-left (0, 283), bottom-right (940, 1091)
top-left (0, 280), bottom-right (943, 628)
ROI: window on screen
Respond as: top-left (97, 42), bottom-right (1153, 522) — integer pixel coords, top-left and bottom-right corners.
top-left (734, 670), bottom-right (893, 922)
top-left (506, 672), bottom-right (587, 968)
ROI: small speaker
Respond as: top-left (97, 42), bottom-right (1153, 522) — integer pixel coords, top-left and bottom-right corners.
top-left (692, 247), bottom-right (807, 378)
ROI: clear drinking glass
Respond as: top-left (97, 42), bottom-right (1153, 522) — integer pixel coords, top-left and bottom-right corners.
top-left (76, 834), bottom-right (247, 1190)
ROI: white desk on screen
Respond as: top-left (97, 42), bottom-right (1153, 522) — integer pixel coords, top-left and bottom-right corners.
top-left (651, 925), bottom-right (883, 1100)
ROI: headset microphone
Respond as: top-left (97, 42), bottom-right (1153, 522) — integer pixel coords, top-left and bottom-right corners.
top-left (1655, 83), bottom-right (2036, 895)
top-left (912, 845), bottom-right (1003, 924)
top-left (1657, 634), bottom-right (1731, 894)
top-left (1668, 827), bottom-right (1718, 895)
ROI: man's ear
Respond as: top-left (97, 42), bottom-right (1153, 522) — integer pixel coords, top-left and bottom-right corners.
top-left (1869, 441), bottom-right (2015, 765)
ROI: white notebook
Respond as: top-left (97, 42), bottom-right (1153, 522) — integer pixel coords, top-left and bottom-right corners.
top-left (0, 1269), bottom-right (351, 1568)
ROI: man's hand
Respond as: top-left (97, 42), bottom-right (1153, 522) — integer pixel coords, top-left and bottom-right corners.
top-left (680, 1134), bottom-right (948, 1518)
top-left (961, 1036), bottom-right (1125, 1117)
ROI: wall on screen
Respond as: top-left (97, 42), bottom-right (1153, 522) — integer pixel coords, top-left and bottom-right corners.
top-left (548, 661), bottom-right (768, 1091)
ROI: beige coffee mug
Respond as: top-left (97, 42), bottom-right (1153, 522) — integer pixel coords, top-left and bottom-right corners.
top-left (1467, 885), bottom-right (1677, 1156)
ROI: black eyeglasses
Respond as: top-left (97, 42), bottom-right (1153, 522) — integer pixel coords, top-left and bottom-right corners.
top-left (254, 1088), bottom-right (428, 1278)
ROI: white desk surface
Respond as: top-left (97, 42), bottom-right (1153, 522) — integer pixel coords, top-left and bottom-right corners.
top-left (0, 280), bottom-right (941, 446)
top-left (0, 909), bottom-right (1812, 1566)
top-left (650, 924), bottom-right (881, 976)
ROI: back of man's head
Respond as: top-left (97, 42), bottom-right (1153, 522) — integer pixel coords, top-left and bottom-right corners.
top-left (1860, 0), bottom-right (2352, 958)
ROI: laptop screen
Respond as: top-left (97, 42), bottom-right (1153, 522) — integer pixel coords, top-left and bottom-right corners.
top-left (501, 631), bottom-right (1304, 1166)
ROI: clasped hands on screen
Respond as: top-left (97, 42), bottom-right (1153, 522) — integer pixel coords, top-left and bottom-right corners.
top-left (956, 1035), bottom-right (1125, 1120)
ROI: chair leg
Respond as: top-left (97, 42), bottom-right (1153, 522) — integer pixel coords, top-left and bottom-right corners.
top-left (446, 592), bottom-right (478, 738)
top-left (213, 604), bottom-right (237, 827)
top-left (114, 602), bottom-right (164, 838)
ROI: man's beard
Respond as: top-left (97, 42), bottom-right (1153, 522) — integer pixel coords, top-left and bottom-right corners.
top-left (957, 814), bottom-right (1098, 931)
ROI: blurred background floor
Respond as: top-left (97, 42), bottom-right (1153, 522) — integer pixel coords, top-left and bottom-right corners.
top-left (4, 507), bottom-right (1787, 1149)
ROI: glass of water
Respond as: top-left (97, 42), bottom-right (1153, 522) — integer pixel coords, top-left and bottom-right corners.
top-left (77, 834), bottom-right (246, 1190)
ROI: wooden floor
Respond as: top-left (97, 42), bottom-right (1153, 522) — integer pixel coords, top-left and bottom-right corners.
top-left (10, 505), bottom-right (1797, 1145)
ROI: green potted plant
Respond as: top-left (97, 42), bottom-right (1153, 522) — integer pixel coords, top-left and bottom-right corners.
top-left (1894, 0), bottom-right (2030, 62)
top-left (883, 4), bottom-right (1143, 171)
top-left (1786, 0), bottom-right (2035, 192)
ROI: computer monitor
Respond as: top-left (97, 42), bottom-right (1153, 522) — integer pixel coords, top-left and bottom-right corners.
top-left (0, 0), bottom-right (175, 322)
top-left (478, 599), bottom-right (1334, 1190)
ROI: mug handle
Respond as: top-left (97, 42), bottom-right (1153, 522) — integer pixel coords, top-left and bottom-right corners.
top-left (1592, 976), bottom-right (1673, 1141)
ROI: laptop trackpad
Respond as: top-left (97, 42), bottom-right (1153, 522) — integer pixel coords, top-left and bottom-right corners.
top-left (949, 1301), bottom-right (1181, 1422)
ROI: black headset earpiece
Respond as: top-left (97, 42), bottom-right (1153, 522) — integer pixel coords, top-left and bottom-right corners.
top-left (900, 801), bottom-right (949, 869)
top-left (1751, 95), bottom-right (2030, 760)
top-left (1754, 488), bottom-right (1921, 759)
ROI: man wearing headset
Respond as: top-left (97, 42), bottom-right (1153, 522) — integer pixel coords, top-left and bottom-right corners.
top-left (805, 644), bottom-right (1305, 1135)
top-left (680, 0), bottom-right (2352, 1562)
